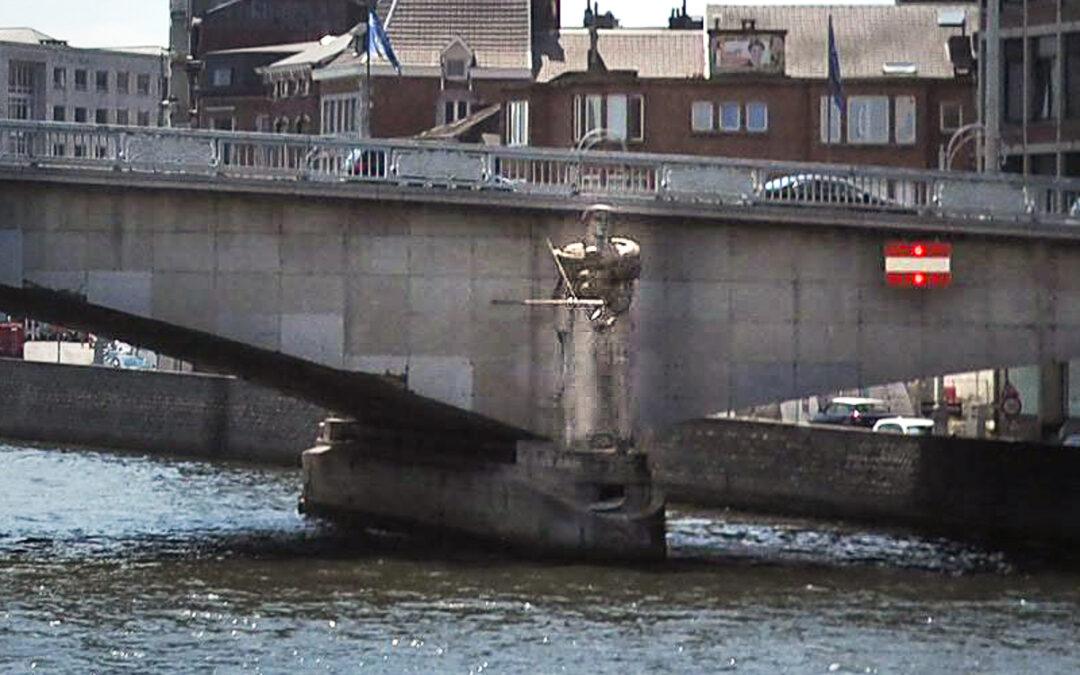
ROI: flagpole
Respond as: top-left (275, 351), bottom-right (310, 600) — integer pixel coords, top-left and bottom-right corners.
top-left (363, 8), bottom-right (371, 139)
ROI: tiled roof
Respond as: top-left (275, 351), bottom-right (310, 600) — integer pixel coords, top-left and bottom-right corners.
top-left (204, 41), bottom-right (319, 57)
top-left (326, 0), bottom-right (532, 73)
top-left (706, 4), bottom-right (974, 79)
top-left (533, 29), bottom-right (706, 82)
top-left (0, 27), bottom-right (59, 44)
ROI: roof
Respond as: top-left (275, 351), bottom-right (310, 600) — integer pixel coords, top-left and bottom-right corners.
top-left (416, 103), bottom-right (502, 140)
top-left (262, 33), bottom-right (355, 72)
top-left (706, 4), bottom-right (974, 79)
top-left (324, 0), bottom-right (532, 75)
top-left (203, 41), bottom-right (320, 57)
top-left (0, 27), bottom-right (59, 44)
top-left (829, 397), bottom-right (887, 406)
top-left (533, 29), bottom-right (706, 82)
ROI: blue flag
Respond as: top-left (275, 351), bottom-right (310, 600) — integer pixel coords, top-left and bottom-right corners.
top-left (827, 14), bottom-right (845, 116)
top-left (368, 8), bottom-right (402, 75)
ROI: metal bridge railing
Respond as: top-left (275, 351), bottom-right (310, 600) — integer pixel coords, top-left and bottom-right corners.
top-left (2, 120), bottom-right (1079, 226)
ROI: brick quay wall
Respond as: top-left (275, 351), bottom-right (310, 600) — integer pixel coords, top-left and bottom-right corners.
top-left (650, 417), bottom-right (1080, 544)
top-left (0, 358), bottom-right (325, 465)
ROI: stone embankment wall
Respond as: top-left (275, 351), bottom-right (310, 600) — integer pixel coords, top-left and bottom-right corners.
top-left (0, 358), bottom-right (325, 465)
top-left (651, 418), bottom-right (1080, 543)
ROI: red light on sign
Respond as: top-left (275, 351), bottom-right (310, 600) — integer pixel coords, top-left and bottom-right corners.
top-left (884, 241), bottom-right (952, 289)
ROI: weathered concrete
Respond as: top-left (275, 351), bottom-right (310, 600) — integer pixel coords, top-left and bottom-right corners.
top-left (3, 178), bottom-right (1080, 438)
top-left (651, 418), bottom-right (1080, 544)
top-left (0, 358), bottom-right (325, 464)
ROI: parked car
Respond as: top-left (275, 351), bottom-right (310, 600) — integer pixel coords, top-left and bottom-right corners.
top-left (761, 174), bottom-right (903, 210)
top-left (104, 351), bottom-right (152, 370)
top-left (344, 148), bottom-right (386, 179)
top-left (872, 417), bottom-right (936, 436)
top-left (811, 397), bottom-right (893, 428)
top-left (1063, 434), bottom-right (1080, 448)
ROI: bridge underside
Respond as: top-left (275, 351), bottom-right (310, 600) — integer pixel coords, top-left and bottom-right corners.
top-left (0, 283), bottom-right (537, 453)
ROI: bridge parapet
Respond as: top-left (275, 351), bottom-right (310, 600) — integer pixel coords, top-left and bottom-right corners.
top-left (1, 120), bottom-right (1079, 227)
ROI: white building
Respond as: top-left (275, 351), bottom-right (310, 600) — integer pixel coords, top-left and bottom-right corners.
top-left (1, 28), bottom-right (168, 128)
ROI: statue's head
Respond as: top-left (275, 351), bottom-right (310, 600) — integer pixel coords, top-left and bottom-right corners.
top-left (582, 204), bottom-right (614, 245)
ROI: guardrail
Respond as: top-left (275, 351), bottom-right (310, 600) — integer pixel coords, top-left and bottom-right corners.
top-left (2, 120), bottom-right (1079, 225)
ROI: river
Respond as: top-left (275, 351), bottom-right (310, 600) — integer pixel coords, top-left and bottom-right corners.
top-left (1, 441), bottom-right (1077, 673)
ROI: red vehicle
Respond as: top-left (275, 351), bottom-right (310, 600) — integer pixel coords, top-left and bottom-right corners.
top-left (0, 322), bottom-right (25, 358)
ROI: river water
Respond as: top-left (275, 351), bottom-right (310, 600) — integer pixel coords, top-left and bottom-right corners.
top-left (1, 441), bottom-right (1078, 673)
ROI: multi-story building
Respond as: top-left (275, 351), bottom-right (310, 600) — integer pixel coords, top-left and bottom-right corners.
top-left (1, 28), bottom-right (168, 128)
top-left (170, 0), bottom-right (365, 128)
top-left (978, 0), bottom-right (1080, 177)
top-left (313, 0), bottom-right (553, 138)
top-left (521, 4), bottom-right (975, 168)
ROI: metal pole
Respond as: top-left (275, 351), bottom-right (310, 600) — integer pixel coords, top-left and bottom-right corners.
top-left (984, 0), bottom-right (1001, 173)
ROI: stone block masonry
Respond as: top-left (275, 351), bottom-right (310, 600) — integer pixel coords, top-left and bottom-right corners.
top-left (651, 418), bottom-right (1080, 544)
top-left (0, 359), bottom-right (326, 465)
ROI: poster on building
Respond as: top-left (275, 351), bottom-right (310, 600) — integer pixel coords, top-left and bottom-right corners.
top-left (710, 31), bottom-right (785, 74)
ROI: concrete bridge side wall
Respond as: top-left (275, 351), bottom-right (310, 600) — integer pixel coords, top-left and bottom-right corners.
top-left (3, 181), bottom-right (1080, 437)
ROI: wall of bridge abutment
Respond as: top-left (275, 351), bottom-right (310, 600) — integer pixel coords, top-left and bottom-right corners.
top-left (2, 178), bottom-right (1080, 438)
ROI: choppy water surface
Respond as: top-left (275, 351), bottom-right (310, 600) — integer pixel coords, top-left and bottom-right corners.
top-left (1, 442), bottom-right (1078, 673)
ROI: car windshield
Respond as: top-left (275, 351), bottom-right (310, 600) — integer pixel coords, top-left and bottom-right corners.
top-left (854, 403), bottom-right (889, 413)
top-left (905, 426), bottom-right (932, 436)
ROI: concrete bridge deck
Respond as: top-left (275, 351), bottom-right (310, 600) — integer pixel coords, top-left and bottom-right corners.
top-left (2, 121), bottom-right (1080, 439)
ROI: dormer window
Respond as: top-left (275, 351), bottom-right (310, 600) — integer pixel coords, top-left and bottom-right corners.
top-left (441, 38), bottom-right (474, 83)
top-left (445, 59), bottom-right (467, 80)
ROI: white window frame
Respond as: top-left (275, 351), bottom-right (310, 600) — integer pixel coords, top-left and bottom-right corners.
top-left (847, 95), bottom-right (890, 145)
top-left (321, 93), bottom-right (359, 136)
top-left (939, 101), bottom-right (963, 132)
top-left (894, 95), bottom-right (917, 145)
top-left (506, 100), bottom-right (529, 146)
top-left (212, 67), bottom-right (232, 88)
top-left (691, 101), bottom-right (714, 132)
top-left (820, 96), bottom-right (842, 143)
top-left (746, 101), bottom-right (768, 133)
top-left (718, 101), bottom-right (741, 131)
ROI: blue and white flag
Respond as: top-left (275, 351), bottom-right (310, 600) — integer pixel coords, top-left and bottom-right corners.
top-left (826, 14), bottom-right (845, 116)
top-left (368, 8), bottom-right (402, 75)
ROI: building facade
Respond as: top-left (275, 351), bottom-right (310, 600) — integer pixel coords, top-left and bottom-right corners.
top-left (1, 28), bottom-right (167, 128)
top-left (979, 0), bottom-right (1080, 177)
top-left (519, 5), bottom-right (976, 168)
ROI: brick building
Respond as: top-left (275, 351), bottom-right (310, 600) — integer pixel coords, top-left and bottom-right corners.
top-left (979, 0), bottom-right (1080, 177)
top-left (170, 0), bottom-right (365, 127)
top-left (521, 5), bottom-right (976, 168)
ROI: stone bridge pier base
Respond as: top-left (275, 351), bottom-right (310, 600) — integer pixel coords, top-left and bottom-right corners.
top-left (1038, 361), bottom-right (1068, 439)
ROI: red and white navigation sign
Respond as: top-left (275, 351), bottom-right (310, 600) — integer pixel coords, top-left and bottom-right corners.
top-left (884, 241), bottom-right (952, 289)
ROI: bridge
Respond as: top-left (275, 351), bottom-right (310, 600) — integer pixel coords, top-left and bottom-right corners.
top-left (2, 120), bottom-right (1080, 439)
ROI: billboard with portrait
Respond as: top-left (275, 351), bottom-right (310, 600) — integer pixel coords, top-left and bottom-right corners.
top-left (709, 31), bottom-right (785, 74)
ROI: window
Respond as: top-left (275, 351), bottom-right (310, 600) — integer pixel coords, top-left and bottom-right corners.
top-left (117, 72), bottom-right (129, 94)
top-left (444, 58), bottom-right (467, 80)
top-left (96, 70), bottom-right (108, 93)
top-left (95, 109), bottom-right (109, 124)
top-left (1030, 36), bottom-right (1057, 121)
top-left (506, 100), bottom-right (529, 146)
top-left (746, 102), bottom-right (768, 132)
top-left (1004, 38), bottom-right (1024, 123)
top-left (213, 117), bottom-right (234, 131)
top-left (444, 99), bottom-right (469, 124)
top-left (7, 61), bottom-right (34, 120)
top-left (74, 69), bottom-right (87, 91)
top-left (255, 114), bottom-right (270, 132)
top-left (116, 109), bottom-right (129, 126)
top-left (940, 101), bottom-right (963, 131)
top-left (573, 94), bottom-right (643, 142)
top-left (321, 93), bottom-right (359, 135)
top-left (820, 96), bottom-right (842, 143)
top-left (212, 68), bottom-right (232, 87)
top-left (894, 96), bottom-right (916, 145)
top-left (53, 67), bottom-right (65, 90)
top-left (53, 106), bottom-right (65, 121)
top-left (74, 107), bottom-right (87, 123)
top-left (1068, 34), bottom-right (1080, 119)
top-left (719, 101), bottom-right (740, 131)
top-left (137, 110), bottom-right (150, 126)
top-left (691, 101), bottom-right (714, 132)
top-left (847, 96), bottom-right (890, 144)
top-left (137, 74), bottom-right (150, 96)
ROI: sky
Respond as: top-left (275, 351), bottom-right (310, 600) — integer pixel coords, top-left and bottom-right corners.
top-left (0, 0), bottom-right (889, 49)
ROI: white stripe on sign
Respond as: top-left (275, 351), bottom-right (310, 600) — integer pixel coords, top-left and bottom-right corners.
top-left (885, 257), bottom-right (951, 273)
